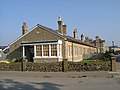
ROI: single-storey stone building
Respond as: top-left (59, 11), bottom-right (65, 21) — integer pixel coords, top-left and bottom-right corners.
top-left (7, 16), bottom-right (105, 62)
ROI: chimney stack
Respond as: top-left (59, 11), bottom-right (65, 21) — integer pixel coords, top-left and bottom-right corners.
top-left (89, 39), bottom-right (93, 45)
top-left (73, 28), bottom-right (78, 39)
top-left (81, 34), bottom-right (84, 42)
top-left (22, 22), bottom-right (28, 35)
top-left (57, 16), bottom-right (63, 34)
top-left (63, 24), bottom-right (67, 35)
top-left (96, 36), bottom-right (99, 42)
top-left (85, 36), bottom-right (89, 43)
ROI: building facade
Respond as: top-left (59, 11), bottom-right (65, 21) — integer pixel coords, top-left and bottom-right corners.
top-left (7, 17), bottom-right (105, 62)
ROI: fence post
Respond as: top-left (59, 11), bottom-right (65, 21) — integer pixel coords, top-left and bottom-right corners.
top-left (62, 59), bottom-right (68, 72)
top-left (21, 59), bottom-right (27, 71)
top-left (111, 56), bottom-right (116, 71)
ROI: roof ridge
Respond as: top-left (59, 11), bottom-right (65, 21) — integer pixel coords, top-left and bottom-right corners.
top-left (9, 24), bottom-right (66, 46)
top-left (37, 24), bottom-right (66, 40)
top-left (64, 35), bottom-right (96, 48)
top-left (9, 25), bottom-right (38, 46)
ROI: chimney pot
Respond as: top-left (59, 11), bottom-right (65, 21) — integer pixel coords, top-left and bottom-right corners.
top-left (57, 16), bottom-right (63, 34)
top-left (58, 16), bottom-right (62, 21)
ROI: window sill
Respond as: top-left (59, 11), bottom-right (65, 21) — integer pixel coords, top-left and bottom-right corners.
top-left (33, 56), bottom-right (63, 59)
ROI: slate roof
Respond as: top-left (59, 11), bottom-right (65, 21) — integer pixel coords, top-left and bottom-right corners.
top-left (0, 46), bottom-right (7, 50)
top-left (63, 35), bottom-right (96, 48)
top-left (37, 24), bottom-right (96, 48)
top-left (109, 46), bottom-right (120, 48)
top-left (9, 23), bottom-right (96, 48)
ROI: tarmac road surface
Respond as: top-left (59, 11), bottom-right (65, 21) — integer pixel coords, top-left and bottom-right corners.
top-left (0, 71), bottom-right (120, 90)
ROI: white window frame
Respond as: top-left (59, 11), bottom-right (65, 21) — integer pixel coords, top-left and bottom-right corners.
top-left (34, 40), bottom-right (62, 59)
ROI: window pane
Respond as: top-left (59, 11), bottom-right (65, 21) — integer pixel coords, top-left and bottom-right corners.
top-left (43, 45), bottom-right (49, 56)
top-left (51, 44), bottom-right (57, 56)
top-left (36, 45), bottom-right (42, 56)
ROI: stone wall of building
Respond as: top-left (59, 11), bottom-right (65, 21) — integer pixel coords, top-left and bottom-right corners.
top-left (34, 58), bottom-right (60, 63)
top-left (66, 41), bottom-right (97, 62)
top-left (8, 26), bottom-right (65, 60)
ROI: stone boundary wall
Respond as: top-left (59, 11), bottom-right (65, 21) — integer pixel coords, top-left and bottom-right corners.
top-left (26, 62), bottom-right (63, 72)
top-left (0, 63), bottom-right (21, 71)
top-left (67, 61), bottom-right (111, 72)
top-left (0, 57), bottom-right (116, 72)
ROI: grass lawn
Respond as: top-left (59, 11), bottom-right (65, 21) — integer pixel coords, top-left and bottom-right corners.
top-left (80, 59), bottom-right (102, 62)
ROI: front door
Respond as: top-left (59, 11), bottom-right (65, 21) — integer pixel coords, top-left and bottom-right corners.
top-left (26, 46), bottom-right (34, 62)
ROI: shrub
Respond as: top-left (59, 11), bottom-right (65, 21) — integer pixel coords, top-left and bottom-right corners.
top-left (103, 51), bottom-right (111, 61)
top-left (14, 57), bottom-right (23, 63)
top-left (0, 60), bottom-right (10, 64)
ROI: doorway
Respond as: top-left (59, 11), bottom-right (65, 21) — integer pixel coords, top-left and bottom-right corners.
top-left (25, 46), bottom-right (34, 62)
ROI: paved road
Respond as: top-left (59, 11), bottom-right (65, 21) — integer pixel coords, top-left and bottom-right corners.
top-left (0, 71), bottom-right (120, 90)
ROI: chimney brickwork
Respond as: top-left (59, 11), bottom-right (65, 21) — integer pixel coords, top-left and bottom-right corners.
top-left (57, 16), bottom-right (67, 35)
top-left (81, 34), bottom-right (84, 42)
top-left (63, 24), bottom-right (67, 35)
top-left (73, 29), bottom-right (78, 39)
top-left (22, 22), bottom-right (28, 35)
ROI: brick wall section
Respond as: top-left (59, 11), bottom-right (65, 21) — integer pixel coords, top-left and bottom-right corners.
top-left (0, 61), bottom-right (112, 72)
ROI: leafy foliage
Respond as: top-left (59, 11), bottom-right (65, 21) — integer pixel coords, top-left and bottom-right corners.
top-left (14, 57), bottom-right (23, 63)
top-left (103, 51), bottom-right (111, 61)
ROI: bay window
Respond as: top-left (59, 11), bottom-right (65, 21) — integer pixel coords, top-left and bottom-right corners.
top-left (35, 44), bottom-right (62, 57)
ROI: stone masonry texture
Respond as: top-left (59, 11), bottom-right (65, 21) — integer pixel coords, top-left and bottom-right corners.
top-left (0, 61), bottom-right (112, 72)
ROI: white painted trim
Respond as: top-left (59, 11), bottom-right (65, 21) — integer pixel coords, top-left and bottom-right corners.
top-left (49, 44), bottom-right (51, 57)
top-left (58, 40), bottom-right (62, 44)
top-left (21, 40), bottom-right (62, 46)
top-left (59, 44), bottom-right (62, 57)
top-left (34, 56), bottom-right (63, 59)
top-left (42, 45), bottom-right (43, 57)
top-left (22, 46), bottom-right (25, 58)
top-left (33, 43), bottom-right (63, 59)
top-left (2, 46), bottom-right (9, 52)
top-left (22, 42), bottom-right (58, 46)
top-left (34, 45), bottom-right (36, 57)
top-left (57, 44), bottom-right (59, 57)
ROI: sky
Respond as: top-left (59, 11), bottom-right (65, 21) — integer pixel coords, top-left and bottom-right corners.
top-left (0, 0), bottom-right (120, 46)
